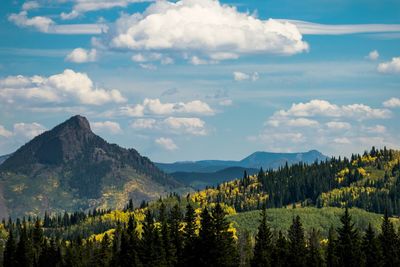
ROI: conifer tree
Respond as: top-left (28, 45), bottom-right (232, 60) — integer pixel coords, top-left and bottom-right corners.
top-left (169, 204), bottom-right (183, 266)
top-left (212, 203), bottom-right (239, 266)
top-left (251, 205), bottom-right (272, 267)
top-left (198, 207), bottom-right (216, 266)
top-left (336, 208), bottom-right (361, 267)
top-left (140, 209), bottom-right (165, 267)
top-left (4, 228), bottom-right (17, 267)
top-left (379, 210), bottom-right (399, 267)
top-left (159, 203), bottom-right (174, 266)
top-left (182, 204), bottom-right (197, 266)
top-left (326, 226), bottom-right (338, 267)
top-left (16, 222), bottom-right (34, 267)
top-left (238, 230), bottom-right (253, 267)
top-left (272, 231), bottom-right (288, 267)
top-left (362, 224), bottom-right (381, 267)
top-left (288, 215), bottom-right (306, 267)
top-left (307, 228), bottom-right (323, 267)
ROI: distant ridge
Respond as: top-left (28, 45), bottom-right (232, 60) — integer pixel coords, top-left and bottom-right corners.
top-left (156, 150), bottom-right (328, 173)
top-left (0, 115), bottom-right (182, 218)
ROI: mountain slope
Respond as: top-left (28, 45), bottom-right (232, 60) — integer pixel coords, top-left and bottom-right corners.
top-left (157, 150), bottom-right (328, 173)
top-left (171, 167), bottom-right (259, 189)
top-left (0, 154), bottom-right (10, 165)
top-left (0, 115), bottom-right (182, 218)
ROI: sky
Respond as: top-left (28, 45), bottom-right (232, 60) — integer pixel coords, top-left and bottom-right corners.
top-left (0, 0), bottom-right (399, 162)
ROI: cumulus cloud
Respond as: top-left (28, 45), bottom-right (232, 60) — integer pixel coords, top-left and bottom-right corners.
top-left (378, 57), bottom-right (400, 74)
top-left (105, 0), bottom-right (308, 61)
top-left (65, 48), bottom-right (97, 63)
top-left (233, 71), bottom-right (259, 81)
top-left (383, 97), bottom-right (400, 108)
top-left (0, 69), bottom-right (126, 105)
top-left (155, 137), bottom-right (178, 151)
top-left (0, 125), bottom-right (13, 138)
top-left (250, 99), bottom-right (396, 154)
top-left (8, 11), bottom-right (54, 32)
top-left (131, 53), bottom-right (173, 65)
top-left (13, 122), bottom-right (46, 139)
top-left (131, 118), bottom-right (157, 129)
top-left (275, 99), bottom-right (391, 120)
top-left (120, 98), bottom-right (214, 117)
top-left (325, 121), bottom-right (351, 130)
top-left (164, 117), bottom-right (207, 136)
top-left (91, 121), bottom-right (122, 134)
top-left (367, 50), bottom-right (379, 60)
top-left (22, 1), bottom-right (39, 11)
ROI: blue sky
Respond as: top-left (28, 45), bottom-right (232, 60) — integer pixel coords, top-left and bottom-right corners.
top-left (0, 0), bottom-right (399, 162)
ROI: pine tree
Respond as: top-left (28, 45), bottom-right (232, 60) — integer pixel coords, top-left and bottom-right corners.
top-left (306, 228), bottom-right (323, 267)
top-left (197, 207), bottom-right (216, 266)
top-left (182, 204), bottom-right (197, 266)
top-left (32, 217), bottom-right (44, 265)
top-left (379, 210), bottom-right (399, 267)
top-left (16, 222), bottom-right (34, 267)
top-left (4, 228), bottom-right (17, 267)
top-left (212, 203), bottom-right (239, 266)
top-left (326, 226), bottom-right (338, 267)
top-left (159, 203), bottom-right (174, 266)
top-left (336, 208), bottom-right (361, 267)
top-left (288, 215), bottom-right (306, 267)
top-left (140, 209), bottom-right (165, 267)
top-left (362, 224), bottom-right (381, 267)
top-left (272, 231), bottom-right (288, 267)
top-left (251, 205), bottom-right (272, 267)
top-left (169, 204), bottom-right (183, 266)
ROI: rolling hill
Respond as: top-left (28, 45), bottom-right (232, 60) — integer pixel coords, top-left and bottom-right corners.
top-left (0, 115), bottom-right (183, 219)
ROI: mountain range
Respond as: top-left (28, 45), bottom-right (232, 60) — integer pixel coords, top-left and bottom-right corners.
top-left (0, 115), bottom-right (328, 218)
top-left (156, 150), bottom-right (328, 188)
top-left (0, 115), bottom-right (182, 219)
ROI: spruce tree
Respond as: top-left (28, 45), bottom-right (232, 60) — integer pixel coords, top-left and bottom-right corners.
top-left (169, 204), bottom-right (183, 266)
top-left (4, 228), bottom-right (17, 267)
top-left (212, 203), bottom-right (239, 266)
top-left (379, 210), bottom-right (399, 267)
top-left (288, 215), bottom-right (306, 267)
top-left (198, 207), bottom-right (216, 266)
top-left (326, 226), bottom-right (338, 267)
top-left (251, 205), bottom-right (272, 267)
top-left (336, 208), bottom-right (361, 267)
top-left (362, 224), bottom-right (381, 267)
top-left (159, 203), bottom-right (174, 266)
top-left (140, 209), bottom-right (165, 267)
top-left (306, 228), bottom-right (323, 267)
top-left (182, 204), bottom-right (197, 266)
top-left (272, 231), bottom-right (288, 267)
top-left (16, 222), bottom-right (34, 267)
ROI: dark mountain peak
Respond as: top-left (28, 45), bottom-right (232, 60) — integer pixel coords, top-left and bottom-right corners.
top-left (62, 115), bottom-right (91, 132)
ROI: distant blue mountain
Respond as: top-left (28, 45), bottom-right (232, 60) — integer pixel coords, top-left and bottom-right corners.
top-left (156, 150), bottom-right (328, 174)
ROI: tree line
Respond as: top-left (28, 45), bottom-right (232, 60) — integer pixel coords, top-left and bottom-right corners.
top-left (3, 202), bottom-right (400, 267)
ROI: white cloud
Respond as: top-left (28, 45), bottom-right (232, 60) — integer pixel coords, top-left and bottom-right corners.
top-left (190, 56), bottom-right (214, 65)
top-left (92, 121), bottom-right (122, 134)
top-left (107, 0), bottom-right (308, 59)
top-left (378, 57), bottom-right (400, 74)
top-left (286, 118), bottom-right (319, 127)
top-left (219, 99), bottom-right (233, 106)
top-left (22, 1), bottom-right (39, 11)
top-left (285, 20), bottom-right (400, 35)
top-left (65, 48), bottom-right (97, 63)
top-left (383, 97), bottom-right (400, 108)
top-left (164, 117), bottom-right (207, 136)
top-left (0, 69), bottom-right (126, 105)
top-left (139, 63), bottom-right (157, 70)
top-left (0, 125), bottom-right (13, 138)
top-left (49, 24), bottom-right (107, 34)
top-left (131, 118), bottom-right (157, 129)
top-left (326, 121), bottom-right (351, 130)
top-left (8, 11), bottom-right (54, 32)
top-left (121, 98), bottom-right (214, 117)
top-left (132, 53), bottom-right (174, 65)
top-left (155, 137), bottom-right (178, 151)
top-left (333, 137), bottom-right (351, 144)
top-left (13, 122), bottom-right (46, 139)
top-left (70, 0), bottom-right (151, 13)
top-left (365, 125), bottom-right (386, 134)
top-left (276, 99), bottom-right (391, 120)
top-left (367, 50), bottom-right (379, 60)
top-left (233, 71), bottom-right (259, 81)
